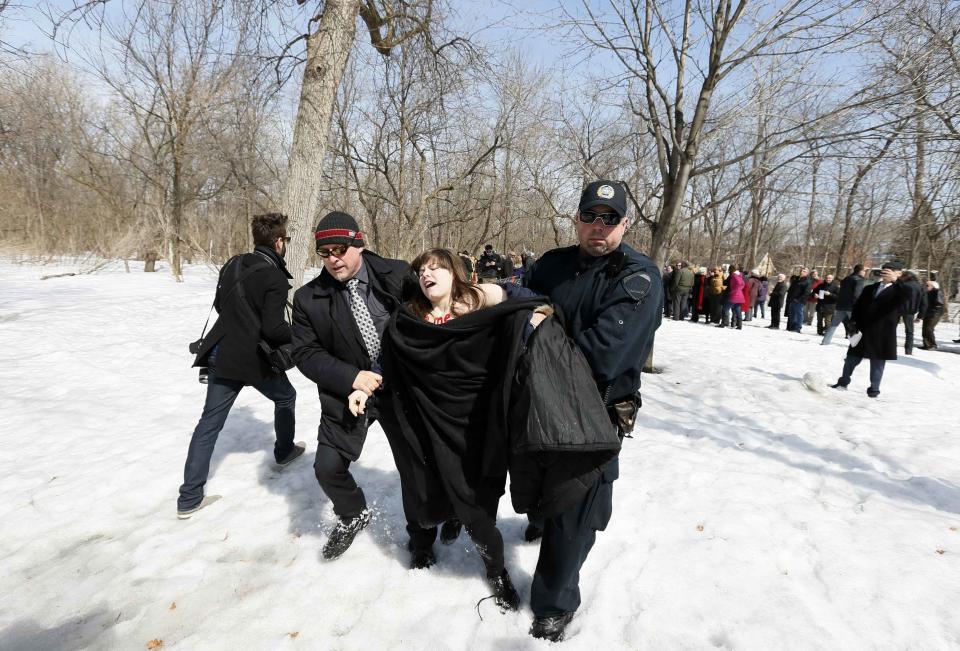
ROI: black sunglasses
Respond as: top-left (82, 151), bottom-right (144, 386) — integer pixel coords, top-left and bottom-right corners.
top-left (317, 244), bottom-right (350, 258)
top-left (280, 236), bottom-right (291, 243)
top-left (578, 210), bottom-right (622, 226)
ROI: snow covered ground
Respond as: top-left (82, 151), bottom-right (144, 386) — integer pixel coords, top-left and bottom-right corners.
top-left (2, 257), bottom-right (960, 651)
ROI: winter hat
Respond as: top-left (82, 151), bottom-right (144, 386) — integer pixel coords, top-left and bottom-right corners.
top-left (579, 180), bottom-right (627, 220)
top-left (315, 211), bottom-right (364, 251)
top-left (881, 260), bottom-right (904, 271)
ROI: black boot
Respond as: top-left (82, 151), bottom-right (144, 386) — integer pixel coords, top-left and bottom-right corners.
top-left (487, 569), bottom-right (520, 611)
top-left (440, 518), bottom-right (462, 545)
top-left (523, 523), bottom-right (543, 542)
top-left (408, 545), bottom-right (436, 570)
top-left (530, 612), bottom-right (575, 642)
top-left (322, 509), bottom-right (371, 561)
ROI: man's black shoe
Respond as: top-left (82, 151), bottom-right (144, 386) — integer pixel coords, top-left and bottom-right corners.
top-left (867, 389), bottom-right (880, 398)
top-left (276, 441), bottom-right (306, 468)
top-left (409, 546), bottom-right (436, 570)
top-left (440, 518), bottom-right (462, 545)
top-left (829, 381), bottom-right (847, 390)
top-left (487, 569), bottom-right (520, 611)
top-left (530, 612), bottom-right (575, 642)
top-left (524, 523), bottom-right (543, 542)
top-left (322, 509), bottom-right (371, 561)
top-left (953, 338), bottom-right (960, 344)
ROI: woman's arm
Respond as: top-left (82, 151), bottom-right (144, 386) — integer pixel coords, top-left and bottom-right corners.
top-left (478, 282), bottom-right (507, 307)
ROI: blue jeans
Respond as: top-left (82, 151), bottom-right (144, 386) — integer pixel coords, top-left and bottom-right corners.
top-left (787, 302), bottom-right (804, 332)
top-left (821, 309), bottom-right (852, 345)
top-left (838, 355), bottom-right (886, 394)
top-left (178, 369), bottom-right (296, 510)
top-left (722, 302), bottom-right (743, 328)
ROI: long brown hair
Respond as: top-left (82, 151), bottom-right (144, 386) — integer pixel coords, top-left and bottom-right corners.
top-left (407, 248), bottom-right (484, 319)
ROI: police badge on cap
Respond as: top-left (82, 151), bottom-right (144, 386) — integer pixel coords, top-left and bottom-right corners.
top-left (579, 180), bottom-right (627, 219)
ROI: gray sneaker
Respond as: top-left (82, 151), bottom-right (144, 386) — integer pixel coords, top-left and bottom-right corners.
top-left (177, 494), bottom-right (222, 520)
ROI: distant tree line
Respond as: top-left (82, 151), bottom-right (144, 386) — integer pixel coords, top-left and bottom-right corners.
top-left (0, 0), bottom-right (956, 294)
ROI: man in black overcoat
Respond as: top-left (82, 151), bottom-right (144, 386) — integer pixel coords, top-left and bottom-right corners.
top-left (291, 211), bottom-right (450, 565)
top-left (767, 273), bottom-right (787, 329)
top-left (830, 261), bottom-right (909, 398)
top-left (179, 213), bottom-right (304, 519)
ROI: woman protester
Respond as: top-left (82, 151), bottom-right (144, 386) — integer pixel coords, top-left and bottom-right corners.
top-left (351, 249), bottom-right (619, 616)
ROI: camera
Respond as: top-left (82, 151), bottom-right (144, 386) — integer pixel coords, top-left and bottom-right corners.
top-left (871, 269), bottom-right (882, 278)
top-left (189, 338), bottom-right (203, 354)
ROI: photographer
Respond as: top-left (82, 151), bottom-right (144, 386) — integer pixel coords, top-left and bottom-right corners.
top-left (178, 213), bottom-right (304, 519)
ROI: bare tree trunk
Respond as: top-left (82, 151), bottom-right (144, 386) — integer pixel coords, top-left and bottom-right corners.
top-left (282, 0), bottom-right (361, 290)
top-left (802, 158), bottom-right (821, 264)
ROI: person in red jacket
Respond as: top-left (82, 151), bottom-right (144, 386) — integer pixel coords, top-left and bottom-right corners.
top-left (718, 264), bottom-right (745, 329)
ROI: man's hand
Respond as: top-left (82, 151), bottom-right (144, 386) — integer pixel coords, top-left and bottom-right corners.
top-left (347, 390), bottom-right (369, 417)
top-left (352, 370), bottom-right (383, 394)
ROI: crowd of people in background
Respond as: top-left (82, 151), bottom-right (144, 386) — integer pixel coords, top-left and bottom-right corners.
top-left (459, 245), bottom-right (535, 286)
top-left (661, 261), bottom-right (951, 352)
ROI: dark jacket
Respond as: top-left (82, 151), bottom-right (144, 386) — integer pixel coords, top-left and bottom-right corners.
top-left (671, 267), bottom-right (695, 292)
top-left (509, 316), bottom-right (621, 518)
top-left (849, 281), bottom-right (910, 360)
top-left (900, 278), bottom-right (924, 317)
top-left (818, 280), bottom-right (841, 309)
top-left (192, 245), bottom-right (292, 384)
top-left (478, 251), bottom-right (503, 279)
top-left (836, 273), bottom-right (866, 310)
top-left (527, 243), bottom-right (663, 406)
top-left (768, 281), bottom-right (787, 307)
top-left (786, 275), bottom-right (812, 304)
top-left (501, 255), bottom-right (514, 280)
top-left (291, 251), bottom-right (409, 459)
top-left (920, 287), bottom-right (944, 318)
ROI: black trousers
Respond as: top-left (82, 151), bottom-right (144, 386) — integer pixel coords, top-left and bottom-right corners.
top-left (769, 302), bottom-right (782, 328)
top-left (529, 456), bottom-right (618, 617)
top-left (922, 313), bottom-right (942, 348)
top-left (314, 407), bottom-right (440, 551)
top-left (709, 294), bottom-right (723, 323)
top-left (817, 306), bottom-right (835, 336)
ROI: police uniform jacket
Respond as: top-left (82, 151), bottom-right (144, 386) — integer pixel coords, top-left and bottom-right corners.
top-left (526, 242), bottom-right (663, 406)
top-left (291, 251), bottom-right (408, 459)
top-left (192, 245), bottom-right (292, 384)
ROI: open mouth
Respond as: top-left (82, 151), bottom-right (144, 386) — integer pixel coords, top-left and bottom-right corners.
top-left (423, 280), bottom-right (436, 289)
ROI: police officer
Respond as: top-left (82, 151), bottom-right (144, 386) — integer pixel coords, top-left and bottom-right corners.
top-left (524, 181), bottom-right (662, 641)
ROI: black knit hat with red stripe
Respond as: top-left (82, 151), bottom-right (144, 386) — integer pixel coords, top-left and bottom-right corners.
top-left (314, 211), bottom-right (364, 251)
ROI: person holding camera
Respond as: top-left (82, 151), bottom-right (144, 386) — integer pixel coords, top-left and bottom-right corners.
top-left (830, 261), bottom-right (910, 398)
top-left (179, 213), bottom-right (305, 519)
